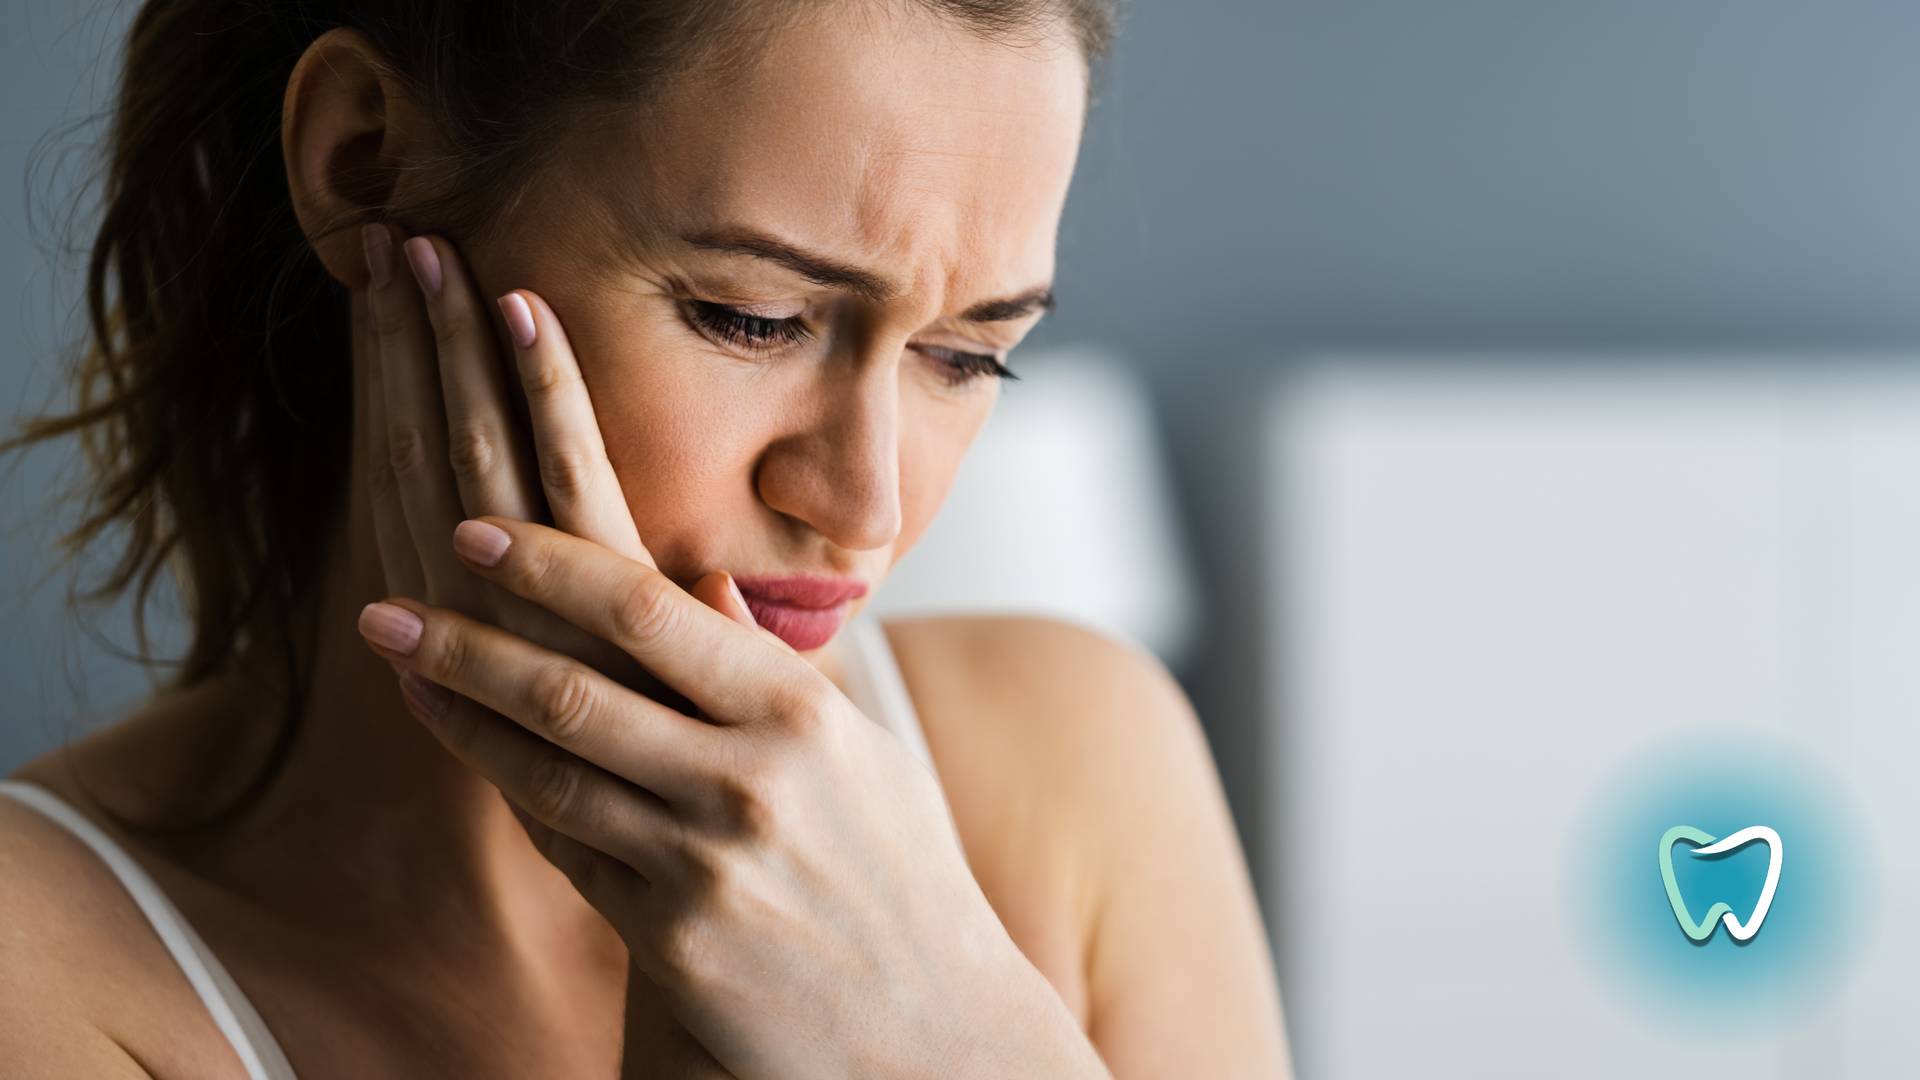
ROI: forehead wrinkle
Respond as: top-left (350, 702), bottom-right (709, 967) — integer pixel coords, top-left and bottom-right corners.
top-left (843, 168), bottom-right (1054, 327)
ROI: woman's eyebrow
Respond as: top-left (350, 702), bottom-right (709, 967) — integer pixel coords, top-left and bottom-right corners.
top-left (681, 229), bottom-right (897, 301)
top-left (959, 288), bottom-right (1056, 323)
top-left (679, 229), bottom-right (1053, 321)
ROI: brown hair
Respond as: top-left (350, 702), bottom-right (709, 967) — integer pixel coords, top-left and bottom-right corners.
top-left (15, 0), bottom-right (1116, 707)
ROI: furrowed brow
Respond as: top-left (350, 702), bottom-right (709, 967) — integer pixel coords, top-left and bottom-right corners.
top-left (960, 287), bottom-right (1057, 323)
top-left (682, 230), bottom-right (898, 302)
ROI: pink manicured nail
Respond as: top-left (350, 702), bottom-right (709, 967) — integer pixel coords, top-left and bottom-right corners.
top-left (453, 519), bottom-right (512, 568)
top-left (399, 671), bottom-right (453, 720)
top-left (359, 602), bottom-right (423, 655)
top-left (403, 237), bottom-right (443, 301)
top-left (362, 225), bottom-right (393, 290)
top-left (498, 293), bottom-right (537, 349)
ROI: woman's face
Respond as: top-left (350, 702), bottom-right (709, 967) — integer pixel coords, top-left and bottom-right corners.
top-left (460, 8), bottom-right (1087, 651)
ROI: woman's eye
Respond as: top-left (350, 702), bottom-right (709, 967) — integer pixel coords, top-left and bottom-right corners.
top-left (688, 300), bottom-right (811, 350)
top-left (917, 344), bottom-right (1019, 387)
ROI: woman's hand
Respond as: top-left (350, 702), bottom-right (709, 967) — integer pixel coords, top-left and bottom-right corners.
top-left (364, 523), bottom-right (1105, 1079)
top-left (356, 224), bottom-right (673, 695)
top-left (358, 222), bottom-right (741, 1075)
top-left (354, 227), bottom-right (1107, 1077)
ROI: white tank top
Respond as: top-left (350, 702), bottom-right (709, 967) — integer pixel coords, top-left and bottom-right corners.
top-left (0, 617), bottom-right (932, 1079)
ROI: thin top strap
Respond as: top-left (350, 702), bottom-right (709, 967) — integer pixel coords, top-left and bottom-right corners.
top-left (837, 617), bottom-right (940, 785)
top-left (0, 780), bottom-right (299, 1080)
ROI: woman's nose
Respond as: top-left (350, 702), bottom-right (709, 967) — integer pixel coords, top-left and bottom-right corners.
top-left (755, 361), bottom-right (903, 552)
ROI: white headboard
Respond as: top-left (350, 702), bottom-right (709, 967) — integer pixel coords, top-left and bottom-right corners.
top-left (1263, 358), bottom-right (1920, 1078)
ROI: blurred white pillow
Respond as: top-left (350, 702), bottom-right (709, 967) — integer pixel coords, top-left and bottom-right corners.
top-left (868, 346), bottom-right (1199, 664)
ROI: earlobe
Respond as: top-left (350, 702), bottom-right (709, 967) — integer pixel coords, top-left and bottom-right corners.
top-left (282, 29), bottom-right (417, 288)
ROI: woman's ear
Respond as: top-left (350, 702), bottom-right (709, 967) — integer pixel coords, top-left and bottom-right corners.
top-left (282, 29), bottom-right (433, 287)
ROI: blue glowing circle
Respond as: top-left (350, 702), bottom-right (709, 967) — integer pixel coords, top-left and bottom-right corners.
top-left (1567, 733), bottom-right (1869, 1030)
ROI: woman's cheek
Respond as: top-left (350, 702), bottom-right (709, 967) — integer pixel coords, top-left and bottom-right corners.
top-left (604, 384), bottom-right (769, 554)
top-left (563, 310), bottom-right (755, 545)
top-left (891, 386), bottom-right (996, 566)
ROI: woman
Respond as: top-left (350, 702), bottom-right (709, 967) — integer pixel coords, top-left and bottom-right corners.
top-left (0, 0), bottom-right (1288, 1075)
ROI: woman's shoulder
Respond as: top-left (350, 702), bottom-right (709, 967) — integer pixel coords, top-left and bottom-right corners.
top-left (879, 615), bottom-right (1266, 1036)
top-left (0, 772), bottom-right (242, 1077)
top-left (881, 613), bottom-right (1205, 776)
top-left (1, 693), bottom-right (267, 1078)
top-left (879, 614), bottom-right (1227, 869)
top-left (880, 613), bottom-right (1227, 863)
top-left (1, 753), bottom-right (150, 949)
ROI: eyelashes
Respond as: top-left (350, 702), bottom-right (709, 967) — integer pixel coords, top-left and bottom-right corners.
top-left (688, 300), bottom-right (812, 349)
top-left (912, 345), bottom-right (1019, 386)
top-left (686, 300), bottom-right (1016, 386)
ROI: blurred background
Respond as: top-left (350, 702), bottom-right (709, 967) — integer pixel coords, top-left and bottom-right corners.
top-left (7, 1), bottom-right (1920, 1076)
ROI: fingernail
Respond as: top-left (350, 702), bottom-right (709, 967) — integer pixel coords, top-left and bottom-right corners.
top-left (726, 574), bottom-right (755, 623)
top-left (403, 237), bottom-right (442, 301)
top-left (399, 670), bottom-right (453, 719)
top-left (358, 601), bottom-right (423, 655)
top-left (453, 519), bottom-right (512, 568)
top-left (498, 293), bottom-right (537, 349)
top-left (362, 224), bottom-right (393, 290)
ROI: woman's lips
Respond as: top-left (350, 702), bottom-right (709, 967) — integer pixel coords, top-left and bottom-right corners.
top-left (731, 575), bottom-right (869, 651)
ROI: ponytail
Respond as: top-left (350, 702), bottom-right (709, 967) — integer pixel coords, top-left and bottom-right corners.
top-left (19, 0), bottom-right (349, 686)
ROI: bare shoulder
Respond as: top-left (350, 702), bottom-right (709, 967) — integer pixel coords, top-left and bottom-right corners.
top-left (0, 754), bottom-right (250, 1077)
top-left (882, 615), bottom-right (1202, 777)
top-left (882, 615), bottom-right (1230, 886)
top-left (883, 616), bottom-right (1291, 1078)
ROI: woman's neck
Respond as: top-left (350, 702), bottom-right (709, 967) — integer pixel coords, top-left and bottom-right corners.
top-left (30, 459), bottom-right (573, 943)
top-left (226, 471), bottom-right (538, 904)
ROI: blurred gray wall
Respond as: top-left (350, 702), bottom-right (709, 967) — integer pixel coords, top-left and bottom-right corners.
top-left (1016, 0), bottom-right (1920, 915)
top-left (0, 0), bottom-right (149, 774)
top-left (7, 0), bottom-right (1920, 801)
top-left (1040, 0), bottom-right (1920, 360)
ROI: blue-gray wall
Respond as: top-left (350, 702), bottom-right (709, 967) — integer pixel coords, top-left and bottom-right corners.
top-left (9, 0), bottom-right (1920, 776)
top-left (1, 0), bottom-right (155, 772)
top-left (1038, 0), bottom-right (1920, 362)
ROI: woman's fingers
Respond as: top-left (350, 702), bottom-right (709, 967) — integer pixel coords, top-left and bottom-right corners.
top-left (403, 237), bottom-right (541, 523)
top-left (450, 518), bottom-right (817, 723)
top-left (366, 224), bottom-right (478, 606)
top-left (361, 597), bottom-right (722, 797)
top-left (499, 290), bottom-right (653, 567)
top-left (392, 670), bottom-right (677, 874)
top-left (357, 286), bottom-right (428, 599)
top-left (507, 796), bottom-right (654, 914)
top-left (381, 235), bottom-right (676, 701)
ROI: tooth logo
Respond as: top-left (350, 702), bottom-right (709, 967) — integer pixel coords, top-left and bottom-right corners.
top-left (1658, 825), bottom-right (1783, 942)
